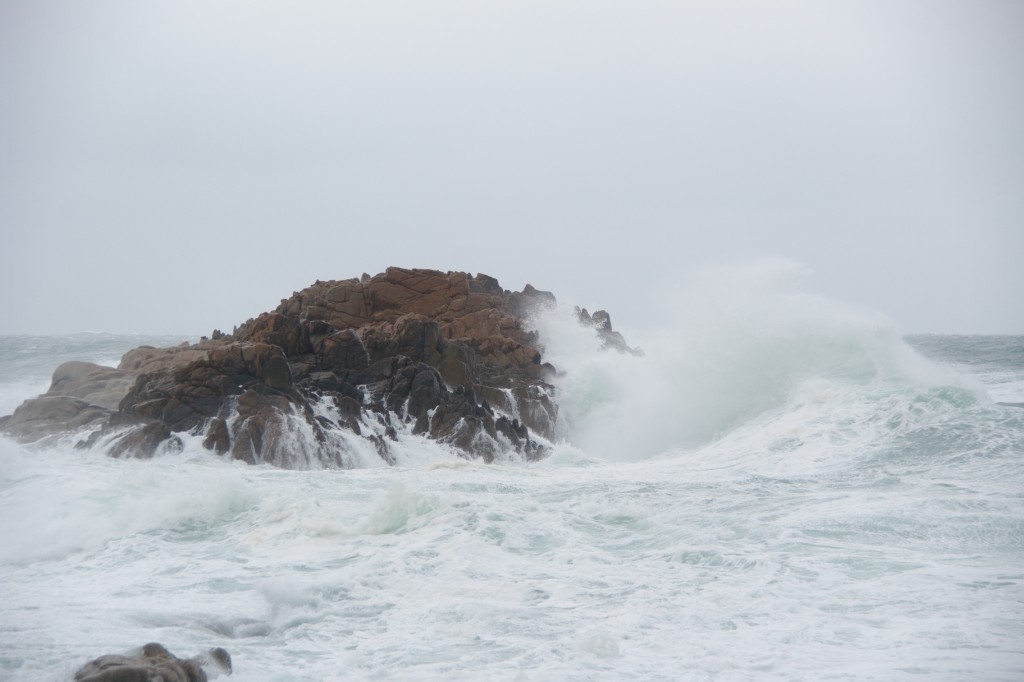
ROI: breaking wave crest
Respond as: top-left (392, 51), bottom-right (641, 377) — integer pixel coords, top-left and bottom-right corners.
top-left (536, 259), bottom-right (978, 461)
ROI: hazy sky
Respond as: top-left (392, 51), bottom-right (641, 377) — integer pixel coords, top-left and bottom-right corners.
top-left (2, 0), bottom-right (1022, 335)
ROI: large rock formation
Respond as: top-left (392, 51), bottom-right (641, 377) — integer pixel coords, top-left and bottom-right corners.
top-left (0, 268), bottom-right (634, 467)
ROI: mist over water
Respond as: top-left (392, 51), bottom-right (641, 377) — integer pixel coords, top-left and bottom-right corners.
top-left (538, 260), bottom-right (965, 461)
top-left (1, 264), bottom-right (1023, 680)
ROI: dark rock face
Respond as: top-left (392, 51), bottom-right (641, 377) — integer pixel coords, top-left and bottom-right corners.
top-left (74, 642), bottom-right (231, 682)
top-left (1, 268), bottom-right (634, 467)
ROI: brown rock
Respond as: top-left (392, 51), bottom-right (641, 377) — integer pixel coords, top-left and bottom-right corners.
top-left (49, 361), bottom-right (135, 410)
top-left (234, 312), bottom-right (309, 356)
top-left (1, 395), bottom-right (110, 443)
top-left (74, 642), bottom-right (231, 682)
top-left (2, 268), bottom-right (633, 467)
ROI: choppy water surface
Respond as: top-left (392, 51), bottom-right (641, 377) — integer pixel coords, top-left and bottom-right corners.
top-left (1, 291), bottom-right (1023, 680)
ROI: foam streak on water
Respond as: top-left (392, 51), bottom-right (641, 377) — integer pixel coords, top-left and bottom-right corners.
top-left (1, 267), bottom-right (1023, 681)
top-left (2, 435), bottom-right (1022, 681)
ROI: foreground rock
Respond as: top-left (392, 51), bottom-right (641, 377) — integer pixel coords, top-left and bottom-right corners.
top-left (1, 268), bottom-right (634, 467)
top-left (74, 642), bottom-right (231, 681)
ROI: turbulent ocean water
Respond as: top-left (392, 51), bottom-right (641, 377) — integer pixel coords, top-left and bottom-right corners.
top-left (2, 277), bottom-right (1023, 680)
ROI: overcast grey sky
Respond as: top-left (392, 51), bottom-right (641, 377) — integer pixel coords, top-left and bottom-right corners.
top-left (1, 0), bottom-right (1021, 335)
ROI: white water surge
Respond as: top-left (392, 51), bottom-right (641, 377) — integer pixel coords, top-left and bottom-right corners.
top-left (1, 264), bottom-right (1022, 680)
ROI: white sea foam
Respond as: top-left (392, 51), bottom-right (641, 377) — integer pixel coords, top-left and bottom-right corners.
top-left (0, 377), bottom-right (50, 416)
top-left (535, 259), bottom-right (968, 462)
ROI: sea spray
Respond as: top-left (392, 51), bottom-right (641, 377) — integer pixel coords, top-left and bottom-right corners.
top-left (535, 259), bottom-right (969, 460)
top-left (0, 439), bottom-right (260, 565)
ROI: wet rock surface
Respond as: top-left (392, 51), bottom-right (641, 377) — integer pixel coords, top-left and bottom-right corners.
top-left (74, 642), bottom-right (231, 682)
top-left (1, 268), bottom-right (634, 467)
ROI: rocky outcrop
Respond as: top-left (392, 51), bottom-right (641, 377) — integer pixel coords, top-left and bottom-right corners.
top-left (576, 306), bottom-right (641, 355)
top-left (0, 395), bottom-right (111, 444)
top-left (1, 268), bottom-right (634, 467)
top-left (74, 642), bottom-right (231, 682)
top-left (0, 361), bottom-right (136, 443)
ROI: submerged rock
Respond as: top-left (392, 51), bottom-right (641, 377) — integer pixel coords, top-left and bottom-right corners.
top-left (74, 642), bottom-right (231, 681)
top-left (1, 268), bottom-right (635, 467)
